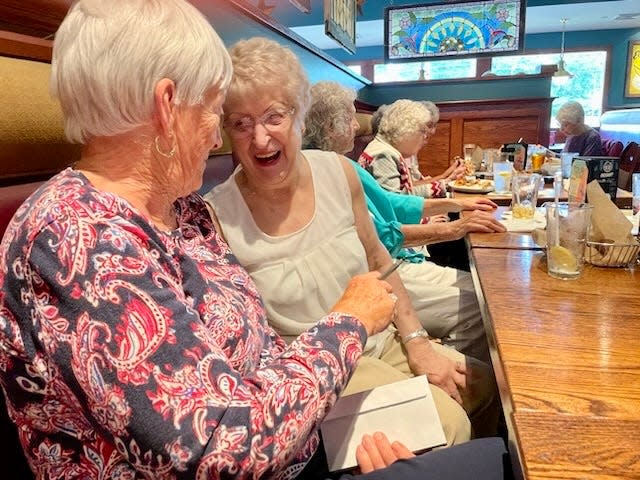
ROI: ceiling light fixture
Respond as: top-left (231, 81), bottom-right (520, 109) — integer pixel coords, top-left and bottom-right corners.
top-left (554, 18), bottom-right (573, 81)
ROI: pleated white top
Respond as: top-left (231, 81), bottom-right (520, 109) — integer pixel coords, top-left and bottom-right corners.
top-left (206, 150), bottom-right (391, 357)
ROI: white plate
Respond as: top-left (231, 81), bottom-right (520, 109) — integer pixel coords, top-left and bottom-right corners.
top-left (447, 180), bottom-right (495, 194)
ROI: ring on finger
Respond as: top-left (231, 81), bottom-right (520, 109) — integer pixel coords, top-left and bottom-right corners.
top-left (389, 293), bottom-right (398, 303)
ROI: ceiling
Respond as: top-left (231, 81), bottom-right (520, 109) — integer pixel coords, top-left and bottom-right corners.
top-left (267, 0), bottom-right (640, 50)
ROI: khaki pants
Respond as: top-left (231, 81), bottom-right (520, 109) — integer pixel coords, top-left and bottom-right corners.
top-left (343, 335), bottom-right (499, 444)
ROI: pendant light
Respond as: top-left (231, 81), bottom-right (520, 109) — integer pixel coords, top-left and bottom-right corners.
top-left (554, 18), bottom-right (573, 80)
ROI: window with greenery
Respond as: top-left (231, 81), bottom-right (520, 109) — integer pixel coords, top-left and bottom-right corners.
top-left (490, 50), bottom-right (607, 127)
top-left (374, 58), bottom-right (477, 83)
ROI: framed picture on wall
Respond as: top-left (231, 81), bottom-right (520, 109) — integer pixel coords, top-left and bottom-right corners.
top-left (324, 0), bottom-right (356, 54)
top-left (624, 40), bottom-right (640, 98)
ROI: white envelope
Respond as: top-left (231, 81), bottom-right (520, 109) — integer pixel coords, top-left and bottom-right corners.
top-left (320, 376), bottom-right (446, 472)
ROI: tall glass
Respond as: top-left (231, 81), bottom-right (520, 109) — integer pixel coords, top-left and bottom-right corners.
top-left (511, 173), bottom-right (541, 219)
top-left (492, 155), bottom-right (513, 194)
top-left (561, 152), bottom-right (579, 179)
top-left (545, 202), bottom-right (594, 280)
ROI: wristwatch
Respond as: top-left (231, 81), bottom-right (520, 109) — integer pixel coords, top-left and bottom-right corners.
top-left (401, 328), bottom-right (429, 345)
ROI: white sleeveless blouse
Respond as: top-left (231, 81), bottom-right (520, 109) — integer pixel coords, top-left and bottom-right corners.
top-left (206, 150), bottom-right (391, 357)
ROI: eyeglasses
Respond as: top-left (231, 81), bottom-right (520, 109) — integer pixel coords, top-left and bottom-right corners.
top-left (224, 107), bottom-right (295, 138)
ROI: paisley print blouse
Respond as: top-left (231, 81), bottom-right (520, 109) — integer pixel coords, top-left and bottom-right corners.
top-left (0, 169), bottom-right (365, 479)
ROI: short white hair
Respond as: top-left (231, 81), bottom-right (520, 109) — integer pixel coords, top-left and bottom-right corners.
top-left (421, 101), bottom-right (440, 123)
top-left (379, 99), bottom-right (431, 146)
top-left (556, 101), bottom-right (585, 125)
top-left (51, 0), bottom-right (232, 144)
top-left (225, 37), bottom-right (310, 131)
top-left (303, 81), bottom-right (356, 153)
top-left (370, 104), bottom-right (388, 136)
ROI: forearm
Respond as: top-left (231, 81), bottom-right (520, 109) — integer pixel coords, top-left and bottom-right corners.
top-left (400, 222), bottom-right (461, 247)
top-left (422, 198), bottom-right (463, 216)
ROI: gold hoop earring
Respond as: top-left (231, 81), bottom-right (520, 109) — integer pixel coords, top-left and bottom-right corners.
top-left (154, 134), bottom-right (176, 158)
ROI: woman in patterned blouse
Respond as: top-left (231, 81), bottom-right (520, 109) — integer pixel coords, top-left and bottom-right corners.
top-left (0, 1), bottom-right (407, 478)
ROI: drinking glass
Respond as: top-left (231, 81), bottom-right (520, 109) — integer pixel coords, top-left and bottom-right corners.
top-left (464, 143), bottom-right (476, 163)
top-left (560, 152), bottom-right (579, 179)
top-left (511, 173), bottom-right (541, 219)
top-left (531, 152), bottom-right (546, 172)
top-left (492, 156), bottom-right (513, 194)
top-left (545, 202), bottom-right (594, 280)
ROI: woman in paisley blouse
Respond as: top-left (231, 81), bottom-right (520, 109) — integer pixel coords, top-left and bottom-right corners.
top-left (0, 1), bottom-right (412, 478)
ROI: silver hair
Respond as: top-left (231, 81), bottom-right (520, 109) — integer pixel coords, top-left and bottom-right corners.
top-left (378, 99), bottom-right (431, 146)
top-left (370, 104), bottom-right (388, 136)
top-left (225, 37), bottom-right (311, 130)
top-left (420, 101), bottom-right (440, 123)
top-left (50, 0), bottom-right (232, 144)
top-left (303, 81), bottom-right (356, 153)
top-left (556, 101), bottom-right (585, 125)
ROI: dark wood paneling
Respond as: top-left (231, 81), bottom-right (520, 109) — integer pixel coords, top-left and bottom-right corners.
top-left (0, 0), bottom-right (72, 39)
top-left (0, 30), bottom-right (52, 62)
top-left (418, 97), bottom-right (554, 176)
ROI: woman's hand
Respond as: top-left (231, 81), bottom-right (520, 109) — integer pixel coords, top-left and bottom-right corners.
top-left (449, 211), bottom-right (506, 239)
top-left (426, 214), bottom-right (449, 224)
top-left (356, 432), bottom-right (415, 474)
top-left (446, 158), bottom-right (467, 181)
top-left (404, 340), bottom-right (466, 405)
top-left (455, 197), bottom-right (499, 211)
top-left (331, 272), bottom-right (396, 337)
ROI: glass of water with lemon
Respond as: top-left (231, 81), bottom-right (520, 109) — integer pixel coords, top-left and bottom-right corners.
top-left (545, 202), bottom-right (594, 279)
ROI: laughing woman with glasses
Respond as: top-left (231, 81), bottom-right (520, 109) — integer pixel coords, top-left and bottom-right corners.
top-left (204, 37), bottom-right (501, 452)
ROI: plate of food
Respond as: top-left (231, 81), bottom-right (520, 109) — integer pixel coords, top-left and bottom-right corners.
top-left (448, 177), bottom-right (495, 193)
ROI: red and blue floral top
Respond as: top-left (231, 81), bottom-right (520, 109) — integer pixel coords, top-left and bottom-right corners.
top-left (0, 169), bottom-right (365, 479)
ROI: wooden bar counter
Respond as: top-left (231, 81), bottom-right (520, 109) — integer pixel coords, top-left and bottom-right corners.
top-left (466, 223), bottom-right (640, 479)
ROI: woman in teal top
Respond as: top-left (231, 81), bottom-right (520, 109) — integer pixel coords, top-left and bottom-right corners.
top-left (303, 81), bottom-right (506, 377)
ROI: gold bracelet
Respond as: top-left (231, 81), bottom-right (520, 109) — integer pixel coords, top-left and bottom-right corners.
top-left (401, 328), bottom-right (429, 345)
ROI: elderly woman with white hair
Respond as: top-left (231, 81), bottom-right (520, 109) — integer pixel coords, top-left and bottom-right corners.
top-left (0, 1), bottom-right (417, 478)
top-left (360, 99), bottom-right (447, 198)
top-left (556, 100), bottom-right (603, 156)
top-left (407, 101), bottom-right (466, 183)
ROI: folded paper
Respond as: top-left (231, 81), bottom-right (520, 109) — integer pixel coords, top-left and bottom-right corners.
top-left (321, 376), bottom-right (445, 472)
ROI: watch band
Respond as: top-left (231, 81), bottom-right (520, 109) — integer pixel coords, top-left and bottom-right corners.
top-left (401, 328), bottom-right (429, 345)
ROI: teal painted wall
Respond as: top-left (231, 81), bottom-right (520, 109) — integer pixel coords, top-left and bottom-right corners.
top-left (326, 28), bottom-right (640, 108)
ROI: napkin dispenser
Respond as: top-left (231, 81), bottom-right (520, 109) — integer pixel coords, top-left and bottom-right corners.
top-left (501, 141), bottom-right (528, 171)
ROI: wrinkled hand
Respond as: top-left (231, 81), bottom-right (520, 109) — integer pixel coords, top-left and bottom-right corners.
top-left (356, 432), bottom-right (415, 474)
top-left (331, 271), bottom-right (395, 337)
top-left (442, 157), bottom-right (466, 181)
top-left (427, 214), bottom-right (449, 224)
top-left (457, 197), bottom-right (499, 212)
top-left (405, 340), bottom-right (466, 404)
top-left (451, 210), bottom-right (506, 239)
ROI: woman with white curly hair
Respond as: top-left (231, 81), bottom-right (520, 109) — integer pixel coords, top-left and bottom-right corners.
top-left (360, 99), bottom-right (446, 198)
top-left (556, 100), bottom-right (603, 156)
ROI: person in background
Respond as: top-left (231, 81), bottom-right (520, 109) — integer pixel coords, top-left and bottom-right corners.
top-left (367, 101), bottom-right (447, 198)
top-left (303, 80), bottom-right (506, 369)
top-left (0, 1), bottom-right (503, 478)
top-left (404, 101), bottom-right (466, 185)
top-left (556, 100), bottom-right (603, 156)
top-left (205, 37), bottom-right (501, 446)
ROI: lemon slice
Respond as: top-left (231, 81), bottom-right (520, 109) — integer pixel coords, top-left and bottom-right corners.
top-left (549, 246), bottom-right (578, 271)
